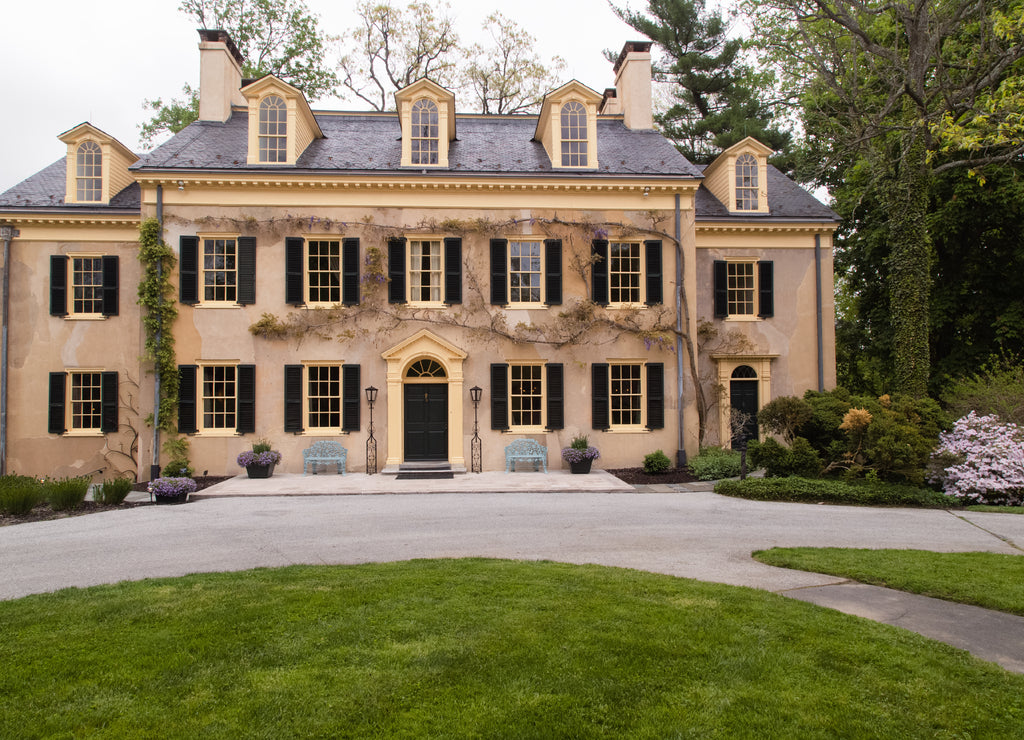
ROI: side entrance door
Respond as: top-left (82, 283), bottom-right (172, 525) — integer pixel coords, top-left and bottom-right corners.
top-left (730, 379), bottom-right (759, 449)
top-left (404, 383), bottom-right (448, 461)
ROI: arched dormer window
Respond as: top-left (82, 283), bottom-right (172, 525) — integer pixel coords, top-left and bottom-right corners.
top-left (735, 153), bottom-right (758, 210)
top-left (76, 141), bottom-right (102, 202)
top-left (259, 95), bottom-right (287, 163)
top-left (560, 101), bottom-right (588, 167)
top-left (411, 99), bottom-right (439, 165)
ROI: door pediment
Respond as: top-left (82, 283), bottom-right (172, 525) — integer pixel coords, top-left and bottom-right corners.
top-left (382, 329), bottom-right (467, 382)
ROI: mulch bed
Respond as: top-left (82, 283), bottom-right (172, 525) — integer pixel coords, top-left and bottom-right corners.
top-left (606, 467), bottom-right (700, 485)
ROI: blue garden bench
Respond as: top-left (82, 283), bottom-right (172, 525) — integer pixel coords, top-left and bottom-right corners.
top-left (505, 438), bottom-right (548, 473)
top-left (303, 440), bottom-right (347, 475)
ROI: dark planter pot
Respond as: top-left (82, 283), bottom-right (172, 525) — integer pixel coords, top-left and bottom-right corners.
top-left (246, 463), bottom-right (275, 479)
top-left (155, 493), bottom-right (189, 505)
top-left (569, 459), bottom-right (593, 475)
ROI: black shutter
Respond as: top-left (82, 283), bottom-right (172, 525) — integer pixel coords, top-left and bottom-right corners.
top-left (101, 371), bottom-right (119, 433)
top-left (177, 365), bottom-right (198, 434)
top-left (343, 237), bottom-right (360, 306)
top-left (645, 240), bottom-right (663, 305)
top-left (236, 364), bottom-right (256, 434)
top-left (285, 237), bottom-right (304, 305)
top-left (48, 372), bottom-right (66, 434)
top-left (646, 363), bottom-right (665, 430)
top-left (592, 363), bottom-right (609, 430)
top-left (490, 363), bottom-right (509, 430)
top-left (237, 237), bottom-right (256, 305)
top-left (592, 240), bottom-right (609, 305)
top-left (342, 364), bottom-right (361, 432)
top-left (546, 363), bottom-right (564, 430)
top-left (713, 260), bottom-right (728, 318)
top-left (758, 261), bottom-right (774, 318)
top-left (101, 256), bottom-right (119, 316)
top-left (388, 237), bottom-right (406, 304)
top-left (490, 238), bottom-right (508, 305)
top-left (444, 237), bottom-right (462, 304)
top-left (544, 239), bottom-right (562, 305)
top-left (50, 255), bottom-right (68, 316)
top-left (284, 364), bottom-right (304, 433)
top-left (179, 236), bottom-right (199, 304)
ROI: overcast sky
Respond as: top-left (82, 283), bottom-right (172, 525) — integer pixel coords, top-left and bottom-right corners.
top-left (0, 0), bottom-right (640, 193)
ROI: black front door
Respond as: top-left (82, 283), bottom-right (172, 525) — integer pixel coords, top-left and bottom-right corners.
top-left (730, 380), bottom-right (759, 449)
top-left (404, 383), bottom-right (448, 460)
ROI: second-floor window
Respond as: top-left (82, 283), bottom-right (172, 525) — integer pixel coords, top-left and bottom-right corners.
top-left (560, 101), bottom-right (588, 167)
top-left (411, 99), bottom-right (439, 165)
top-left (76, 141), bottom-right (102, 201)
top-left (713, 260), bottom-right (774, 319)
top-left (49, 254), bottom-right (119, 318)
top-left (203, 238), bottom-right (237, 303)
top-left (609, 242), bottom-right (642, 304)
top-left (259, 95), bottom-right (287, 163)
top-left (409, 239), bottom-right (442, 303)
top-left (509, 241), bottom-right (542, 303)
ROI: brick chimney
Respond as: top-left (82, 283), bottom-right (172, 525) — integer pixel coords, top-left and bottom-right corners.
top-left (198, 29), bottom-right (246, 123)
top-left (611, 41), bottom-right (653, 130)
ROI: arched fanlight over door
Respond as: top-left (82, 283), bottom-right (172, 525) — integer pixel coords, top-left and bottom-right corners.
top-left (406, 359), bottom-right (446, 378)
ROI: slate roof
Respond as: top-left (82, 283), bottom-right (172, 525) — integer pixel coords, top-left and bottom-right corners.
top-left (694, 164), bottom-right (838, 221)
top-left (0, 158), bottom-right (140, 211)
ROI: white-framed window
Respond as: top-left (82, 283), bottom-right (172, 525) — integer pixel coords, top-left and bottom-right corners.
top-left (409, 239), bottom-right (442, 303)
top-left (727, 262), bottom-right (756, 316)
top-left (609, 241), bottom-right (643, 304)
top-left (69, 372), bottom-right (103, 431)
top-left (610, 363), bottom-right (644, 427)
top-left (202, 237), bottom-right (238, 303)
top-left (509, 241), bottom-right (543, 304)
top-left (560, 101), bottom-right (588, 167)
top-left (735, 153), bottom-right (759, 211)
top-left (306, 363), bottom-right (342, 430)
top-left (411, 98), bottom-right (439, 165)
top-left (307, 239), bottom-right (341, 304)
top-left (201, 365), bottom-right (237, 431)
top-left (259, 95), bottom-right (287, 163)
top-left (510, 364), bottom-right (544, 428)
top-left (76, 141), bottom-right (102, 202)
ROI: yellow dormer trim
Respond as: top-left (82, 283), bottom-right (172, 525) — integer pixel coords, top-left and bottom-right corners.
top-left (704, 136), bottom-right (773, 214)
top-left (241, 75), bottom-right (323, 166)
top-left (394, 79), bottom-right (457, 168)
top-left (57, 123), bottom-right (138, 205)
top-left (534, 80), bottom-right (603, 170)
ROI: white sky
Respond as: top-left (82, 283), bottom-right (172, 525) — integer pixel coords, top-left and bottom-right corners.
top-left (0, 0), bottom-right (639, 193)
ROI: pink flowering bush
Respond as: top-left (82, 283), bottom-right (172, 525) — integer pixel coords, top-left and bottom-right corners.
top-left (928, 412), bottom-right (1024, 505)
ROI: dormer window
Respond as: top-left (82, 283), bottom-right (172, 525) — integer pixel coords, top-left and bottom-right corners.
top-left (259, 95), bottom-right (287, 163)
top-left (76, 142), bottom-right (103, 202)
top-left (411, 99), bottom-right (440, 165)
top-left (735, 153), bottom-right (758, 210)
top-left (560, 101), bottom-right (588, 167)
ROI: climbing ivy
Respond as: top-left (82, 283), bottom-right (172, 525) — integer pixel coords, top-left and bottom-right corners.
top-left (137, 218), bottom-right (179, 432)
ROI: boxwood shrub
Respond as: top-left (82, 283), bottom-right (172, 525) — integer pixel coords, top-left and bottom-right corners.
top-left (714, 476), bottom-right (957, 508)
top-left (688, 447), bottom-right (742, 481)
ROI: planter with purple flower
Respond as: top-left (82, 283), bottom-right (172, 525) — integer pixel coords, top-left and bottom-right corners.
top-left (561, 434), bottom-right (601, 474)
top-left (148, 476), bottom-right (197, 504)
top-left (238, 439), bottom-right (283, 479)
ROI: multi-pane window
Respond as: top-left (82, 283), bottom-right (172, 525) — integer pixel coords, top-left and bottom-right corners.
top-left (509, 241), bottom-right (542, 303)
top-left (259, 95), bottom-right (287, 163)
top-left (202, 365), bottom-right (236, 430)
top-left (409, 239), bottom-right (442, 302)
top-left (510, 365), bottom-right (543, 427)
top-left (308, 240), bottom-right (341, 303)
top-left (307, 365), bottom-right (341, 429)
top-left (560, 101), bottom-right (588, 167)
top-left (610, 364), bottom-right (643, 426)
top-left (71, 257), bottom-right (103, 314)
top-left (411, 99), bottom-right (439, 165)
top-left (735, 153), bottom-right (758, 210)
top-left (70, 372), bottom-right (102, 430)
top-left (609, 242), bottom-right (642, 303)
top-left (727, 262), bottom-right (756, 316)
top-left (203, 238), bottom-right (237, 302)
top-left (76, 141), bottom-right (102, 201)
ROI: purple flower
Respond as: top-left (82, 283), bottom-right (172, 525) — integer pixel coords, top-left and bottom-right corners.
top-left (148, 477), bottom-right (198, 497)
top-left (237, 450), bottom-right (283, 467)
top-left (561, 446), bottom-right (601, 463)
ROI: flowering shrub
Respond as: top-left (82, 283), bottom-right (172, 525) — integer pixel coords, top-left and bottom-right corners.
top-left (237, 449), bottom-right (282, 467)
top-left (928, 412), bottom-right (1024, 505)
top-left (148, 477), bottom-right (197, 498)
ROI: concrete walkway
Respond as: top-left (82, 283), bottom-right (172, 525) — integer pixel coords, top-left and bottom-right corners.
top-left (7, 476), bottom-right (1024, 673)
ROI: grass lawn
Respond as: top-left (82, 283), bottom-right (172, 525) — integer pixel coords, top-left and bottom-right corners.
top-left (754, 548), bottom-right (1024, 616)
top-left (967, 504), bottom-right (1024, 514)
top-left (2, 560), bottom-right (1023, 738)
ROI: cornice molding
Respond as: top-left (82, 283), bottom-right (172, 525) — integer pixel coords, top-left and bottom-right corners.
top-left (696, 222), bottom-right (838, 234)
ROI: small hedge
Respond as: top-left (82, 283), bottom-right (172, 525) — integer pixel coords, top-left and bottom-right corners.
top-left (714, 477), bottom-right (957, 508)
top-left (688, 447), bottom-right (742, 481)
top-left (0, 476), bottom-right (45, 515)
top-left (45, 476), bottom-right (90, 511)
top-left (95, 476), bottom-right (135, 505)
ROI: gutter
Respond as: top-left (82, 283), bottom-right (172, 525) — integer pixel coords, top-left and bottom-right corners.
top-left (0, 223), bottom-right (17, 475)
top-left (815, 234), bottom-right (824, 391)
top-left (675, 193), bottom-right (686, 466)
top-left (151, 186), bottom-right (163, 482)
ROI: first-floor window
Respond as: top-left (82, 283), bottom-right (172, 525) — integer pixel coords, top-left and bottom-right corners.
top-left (284, 363), bottom-right (361, 433)
top-left (591, 362), bottom-right (664, 431)
top-left (490, 363), bottom-right (563, 431)
top-left (610, 364), bottom-right (643, 426)
top-left (48, 370), bottom-right (118, 435)
top-left (510, 365), bottom-right (544, 427)
top-left (70, 372), bottom-right (103, 430)
top-left (307, 365), bottom-right (341, 429)
top-left (203, 365), bottom-right (236, 430)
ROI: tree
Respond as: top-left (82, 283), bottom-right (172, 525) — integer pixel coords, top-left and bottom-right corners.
top-left (748, 0), bottom-right (1024, 397)
top-left (338, 1), bottom-right (460, 111)
top-left (611, 0), bottom-right (792, 164)
top-left (140, 0), bottom-right (338, 145)
top-left (461, 12), bottom-right (566, 114)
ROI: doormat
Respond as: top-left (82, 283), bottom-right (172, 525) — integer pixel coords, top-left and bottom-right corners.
top-left (395, 472), bottom-right (455, 480)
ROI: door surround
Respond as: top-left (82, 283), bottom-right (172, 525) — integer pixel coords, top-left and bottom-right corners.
top-left (382, 329), bottom-right (467, 468)
top-left (712, 354), bottom-right (776, 448)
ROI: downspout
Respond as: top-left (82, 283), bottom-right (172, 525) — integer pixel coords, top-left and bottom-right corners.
top-left (675, 193), bottom-right (686, 466)
top-left (0, 223), bottom-right (17, 476)
top-left (150, 185), bottom-right (164, 482)
top-left (815, 234), bottom-right (824, 391)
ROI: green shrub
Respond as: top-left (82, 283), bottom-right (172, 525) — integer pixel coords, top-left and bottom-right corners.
top-left (45, 476), bottom-right (89, 511)
top-left (749, 437), bottom-right (822, 478)
top-left (95, 476), bottom-right (135, 505)
top-left (162, 459), bottom-right (194, 478)
top-left (715, 476), bottom-right (956, 508)
top-left (252, 438), bottom-right (273, 454)
top-left (941, 355), bottom-right (1024, 426)
top-left (758, 396), bottom-right (814, 443)
top-left (688, 446), bottom-right (741, 480)
top-left (642, 450), bottom-right (671, 474)
top-left (0, 475), bottom-right (45, 515)
top-left (569, 434), bottom-right (590, 451)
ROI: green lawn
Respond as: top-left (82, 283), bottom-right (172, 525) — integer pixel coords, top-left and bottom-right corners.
top-left (967, 504), bottom-right (1024, 514)
top-left (754, 548), bottom-right (1024, 616)
top-left (2, 559), bottom-right (1022, 737)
